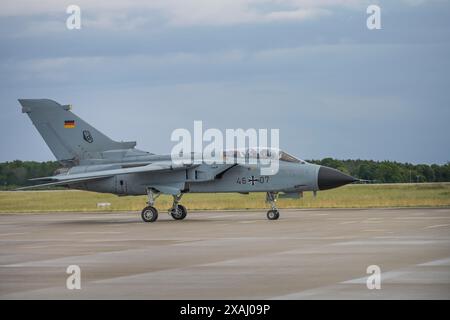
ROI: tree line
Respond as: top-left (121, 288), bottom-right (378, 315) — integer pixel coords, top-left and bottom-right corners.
top-left (0, 161), bottom-right (60, 189)
top-left (309, 158), bottom-right (450, 183)
top-left (0, 159), bottom-right (449, 189)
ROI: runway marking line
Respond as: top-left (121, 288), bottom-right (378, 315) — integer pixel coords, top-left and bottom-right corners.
top-left (0, 232), bottom-right (27, 236)
top-left (418, 257), bottom-right (450, 266)
top-left (425, 224), bottom-right (450, 229)
top-left (69, 231), bottom-right (124, 234)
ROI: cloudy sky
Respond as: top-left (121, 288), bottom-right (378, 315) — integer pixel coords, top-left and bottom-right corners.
top-left (0, 0), bottom-right (449, 164)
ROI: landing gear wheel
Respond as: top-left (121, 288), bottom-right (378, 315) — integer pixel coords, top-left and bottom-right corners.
top-left (141, 206), bottom-right (158, 222)
top-left (267, 209), bottom-right (280, 220)
top-left (170, 204), bottom-right (187, 220)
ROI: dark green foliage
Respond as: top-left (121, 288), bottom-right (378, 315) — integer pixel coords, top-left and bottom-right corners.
top-left (309, 158), bottom-right (450, 183)
top-left (0, 161), bottom-right (60, 189)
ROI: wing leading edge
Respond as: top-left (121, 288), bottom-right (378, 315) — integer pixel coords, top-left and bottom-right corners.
top-left (17, 162), bottom-right (197, 190)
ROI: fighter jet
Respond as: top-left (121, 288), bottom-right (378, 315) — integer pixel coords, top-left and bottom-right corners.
top-left (17, 99), bottom-right (357, 222)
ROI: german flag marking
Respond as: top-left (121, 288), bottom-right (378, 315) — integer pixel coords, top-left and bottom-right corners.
top-left (64, 120), bottom-right (75, 128)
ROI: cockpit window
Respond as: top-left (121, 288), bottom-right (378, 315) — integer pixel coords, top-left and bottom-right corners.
top-left (219, 148), bottom-right (306, 164)
top-left (279, 151), bottom-right (306, 164)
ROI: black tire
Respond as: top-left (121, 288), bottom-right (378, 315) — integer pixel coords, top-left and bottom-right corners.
top-left (170, 204), bottom-right (187, 220)
top-left (267, 209), bottom-right (280, 220)
top-left (141, 206), bottom-right (158, 222)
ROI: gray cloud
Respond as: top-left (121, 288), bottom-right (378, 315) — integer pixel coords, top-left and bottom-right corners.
top-left (0, 0), bottom-right (449, 164)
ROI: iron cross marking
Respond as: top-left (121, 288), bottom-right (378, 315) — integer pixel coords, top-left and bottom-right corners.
top-left (248, 176), bottom-right (258, 186)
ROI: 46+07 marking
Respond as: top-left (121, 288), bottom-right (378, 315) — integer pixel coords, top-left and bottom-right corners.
top-left (236, 175), bottom-right (270, 185)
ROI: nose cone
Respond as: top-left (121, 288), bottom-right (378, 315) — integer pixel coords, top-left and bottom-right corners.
top-left (318, 166), bottom-right (357, 190)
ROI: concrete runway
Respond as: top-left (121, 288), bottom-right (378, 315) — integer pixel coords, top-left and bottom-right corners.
top-left (0, 208), bottom-right (449, 299)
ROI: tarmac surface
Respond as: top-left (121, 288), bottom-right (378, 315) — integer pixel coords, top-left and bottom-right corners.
top-left (0, 208), bottom-right (449, 299)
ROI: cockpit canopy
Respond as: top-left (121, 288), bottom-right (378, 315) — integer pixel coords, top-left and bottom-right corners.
top-left (279, 151), bottom-right (306, 164)
top-left (221, 148), bottom-right (306, 164)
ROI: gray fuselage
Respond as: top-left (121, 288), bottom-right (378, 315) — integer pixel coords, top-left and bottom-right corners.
top-left (67, 152), bottom-right (348, 196)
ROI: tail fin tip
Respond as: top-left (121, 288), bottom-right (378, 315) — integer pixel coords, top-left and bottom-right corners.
top-left (18, 98), bottom-right (71, 114)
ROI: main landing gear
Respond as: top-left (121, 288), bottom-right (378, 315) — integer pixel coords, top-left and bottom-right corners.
top-left (141, 189), bottom-right (188, 223)
top-left (141, 188), bottom-right (160, 222)
top-left (168, 194), bottom-right (187, 220)
top-left (266, 192), bottom-right (280, 220)
top-left (141, 205), bottom-right (158, 222)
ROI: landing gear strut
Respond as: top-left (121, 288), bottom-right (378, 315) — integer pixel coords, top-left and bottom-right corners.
top-left (169, 194), bottom-right (187, 220)
top-left (141, 188), bottom-right (160, 222)
top-left (266, 192), bottom-right (280, 220)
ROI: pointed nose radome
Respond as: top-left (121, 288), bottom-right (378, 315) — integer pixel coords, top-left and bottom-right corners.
top-left (318, 166), bottom-right (357, 190)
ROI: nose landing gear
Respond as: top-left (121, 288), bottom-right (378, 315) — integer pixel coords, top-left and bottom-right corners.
top-left (266, 192), bottom-right (280, 220)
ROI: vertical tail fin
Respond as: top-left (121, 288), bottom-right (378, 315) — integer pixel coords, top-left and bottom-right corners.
top-left (19, 99), bottom-right (136, 165)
